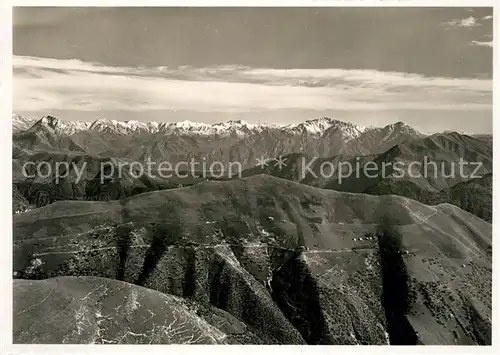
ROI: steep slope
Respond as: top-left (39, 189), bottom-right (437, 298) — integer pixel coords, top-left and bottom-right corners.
top-left (471, 134), bottom-right (493, 146)
top-left (13, 175), bottom-right (491, 344)
top-left (364, 173), bottom-right (492, 222)
top-left (13, 184), bottom-right (30, 213)
top-left (13, 276), bottom-right (237, 344)
top-left (240, 133), bottom-right (492, 221)
top-left (318, 132), bottom-right (491, 192)
top-left (13, 116), bottom-right (87, 153)
top-left (441, 173), bottom-right (492, 222)
top-left (12, 149), bottom-right (205, 207)
top-left (343, 121), bottom-right (424, 156)
top-left (12, 115), bottom-right (38, 132)
top-left (244, 132), bottom-right (492, 189)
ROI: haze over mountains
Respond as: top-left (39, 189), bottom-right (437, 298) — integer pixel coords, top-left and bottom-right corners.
top-left (12, 114), bottom-right (492, 345)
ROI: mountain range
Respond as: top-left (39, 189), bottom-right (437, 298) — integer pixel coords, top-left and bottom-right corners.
top-left (12, 115), bottom-right (492, 221)
top-left (13, 175), bottom-right (492, 344)
top-left (12, 114), bottom-right (375, 137)
top-left (11, 114), bottom-right (425, 206)
top-left (13, 115), bottom-right (424, 159)
top-left (11, 114), bottom-right (492, 345)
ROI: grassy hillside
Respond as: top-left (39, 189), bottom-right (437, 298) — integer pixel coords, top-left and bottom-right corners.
top-left (13, 175), bottom-right (492, 344)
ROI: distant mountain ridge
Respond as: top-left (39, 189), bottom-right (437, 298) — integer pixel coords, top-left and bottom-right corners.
top-left (12, 114), bottom-right (428, 169)
top-left (13, 114), bottom-right (414, 138)
top-left (12, 114), bottom-right (492, 222)
top-left (11, 115), bottom-right (493, 140)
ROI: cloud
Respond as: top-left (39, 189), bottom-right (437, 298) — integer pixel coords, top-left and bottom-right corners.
top-left (444, 14), bottom-right (492, 28)
top-left (13, 56), bottom-right (492, 113)
top-left (444, 16), bottom-right (480, 28)
top-left (471, 41), bottom-right (493, 48)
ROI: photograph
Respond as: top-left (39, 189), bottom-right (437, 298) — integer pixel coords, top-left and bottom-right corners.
top-left (10, 5), bottom-right (493, 346)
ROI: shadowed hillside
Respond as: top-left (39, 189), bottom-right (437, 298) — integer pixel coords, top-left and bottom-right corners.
top-left (13, 175), bottom-right (492, 344)
top-left (240, 133), bottom-right (492, 222)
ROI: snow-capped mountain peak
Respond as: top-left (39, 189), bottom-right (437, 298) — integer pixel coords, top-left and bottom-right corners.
top-left (29, 115), bottom-right (91, 135)
top-left (209, 119), bottom-right (266, 136)
top-left (170, 120), bottom-right (210, 129)
top-left (35, 115), bottom-right (59, 129)
top-left (386, 121), bottom-right (422, 137)
top-left (12, 114), bottom-right (38, 132)
top-left (12, 114), bottom-right (422, 142)
top-left (284, 116), bottom-right (367, 140)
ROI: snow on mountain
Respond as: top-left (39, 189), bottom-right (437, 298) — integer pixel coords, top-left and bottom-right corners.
top-left (375, 121), bottom-right (423, 142)
top-left (12, 114), bottom-right (420, 141)
top-left (389, 121), bottom-right (422, 135)
top-left (13, 116), bottom-right (275, 137)
top-left (284, 117), bottom-right (368, 141)
top-left (12, 115), bottom-right (39, 132)
top-left (88, 119), bottom-right (158, 134)
top-left (28, 115), bottom-right (92, 135)
top-left (337, 120), bottom-right (425, 155)
top-left (162, 120), bottom-right (214, 135)
top-left (208, 120), bottom-right (267, 137)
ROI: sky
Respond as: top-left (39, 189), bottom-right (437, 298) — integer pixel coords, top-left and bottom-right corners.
top-left (13, 7), bottom-right (493, 133)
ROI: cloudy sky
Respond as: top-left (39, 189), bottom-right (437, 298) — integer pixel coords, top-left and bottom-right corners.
top-left (13, 7), bottom-right (493, 133)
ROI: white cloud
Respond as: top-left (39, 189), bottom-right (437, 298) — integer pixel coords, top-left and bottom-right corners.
top-left (13, 56), bottom-right (492, 113)
top-left (471, 41), bottom-right (493, 48)
top-left (444, 16), bottom-right (480, 28)
top-left (14, 55), bottom-right (147, 74)
top-left (482, 15), bottom-right (493, 20)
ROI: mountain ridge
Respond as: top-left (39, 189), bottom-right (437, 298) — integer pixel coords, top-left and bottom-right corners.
top-left (13, 114), bottom-right (418, 138)
top-left (13, 174), bottom-right (492, 345)
top-left (15, 114), bottom-right (492, 137)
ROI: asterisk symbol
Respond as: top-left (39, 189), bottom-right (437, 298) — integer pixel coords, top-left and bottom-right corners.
top-left (274, 156), bottom-right (287, 170)
top-left (255, 156), bottom-right (270, 169)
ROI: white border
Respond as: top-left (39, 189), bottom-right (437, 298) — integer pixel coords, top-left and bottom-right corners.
top-left (5, 1), bottom-right (500, 7)
top-left (1, 2), bottom-right (497, 355)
